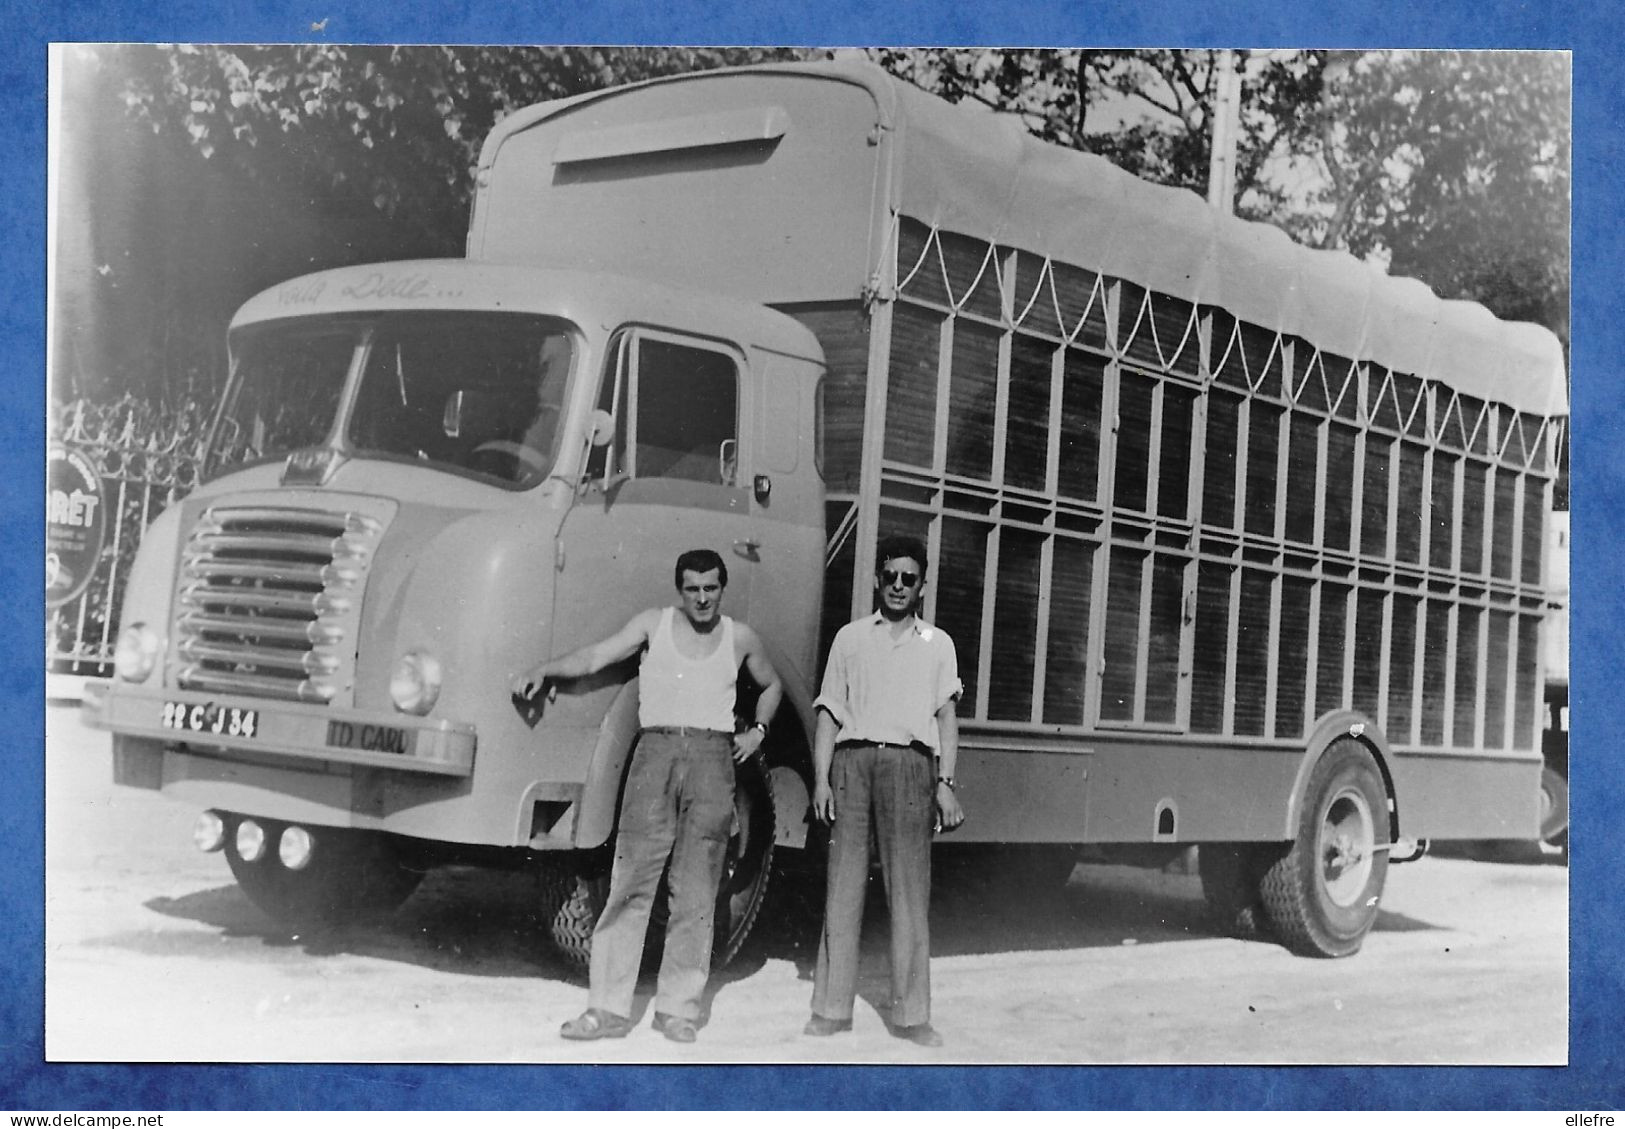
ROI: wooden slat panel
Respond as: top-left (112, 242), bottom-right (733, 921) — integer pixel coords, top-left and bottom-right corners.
top-left (884, 303), bottom-right (942, 469)
top-left (1042, 536), bottom-right (1095, 725)
top-left (1387, 594), bottom-right (1419, 745)
top-left (1158, 385), bottom-right (1196, 520)
top-left (1191, 561), bottom-right (1232, 734)
top-left (1275, 576), bottom-right (1313, 739)
top-left (1514, 614), bottom-right (1541, 751)
top-left (1115, 371), bottom-right (1155, 514)
top-left (938, 229), bottom-right (1003, 320)
top-left (1202, 391), bottom-right (1242, 530)
top-left (1245, 404), bottom-right (1283, 538)
top-left (1352, 588), bottom-right (1385, 722)
top-left (1316, 582), bottom-right (1350, 716)
top-left (935, 514), bottom-right (989, 717)
top-left (1100, 548), bottom-right (1145, 722)
top-left (1145, 554), bottom-right (1184, 725)
top-left (1324, 423), bottom-right (1357, 552)
top-left (1395, 441), bottom-right (1426, 565)
top-left (1428, 453), bottom-right (1457, 571)
top-left (1058, 349), bottom-right (1105, 502)
top-left (1520, 476), bottom-right (1545, 584)
top-left (988, 527), bottom-right (1044, 722)
top-left (786, 304), bottom-right (869, 492)
top-left (1490, 468), bottom-right (1518, 581)
top-left (1006, 333), bottom-right (1053, 493)
top-left (1460, 461), bottom-right (1489, 575)
top-left (1054, 262), bottom-right (1108, 350)
top-left (896, 218), bottom-right (949, 307)
top-left (1360, 437), bottom-right (1393, 558)
top-left (1421, 599), bottom-right (1451, 745)
top-left (1454, 608), bottom-right (1481, 746)
top-left (1285, 412), bottom-right (1320, 545)
top-left (945, 319), bottom-right (1001, 480)
top-left (1233, 570), bottom-right (1273, 737)
top-left (1484, 609), bottom-right (1513, 749)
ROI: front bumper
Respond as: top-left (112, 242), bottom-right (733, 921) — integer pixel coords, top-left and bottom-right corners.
top-left (82, 681), bottom-right (476, 777)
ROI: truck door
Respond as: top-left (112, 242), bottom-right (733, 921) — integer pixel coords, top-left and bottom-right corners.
top-left (552, 328), bottom-right (756, 660)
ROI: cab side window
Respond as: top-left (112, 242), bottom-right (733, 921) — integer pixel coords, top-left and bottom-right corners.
top-left (590, 333), bottom-right (740, 486)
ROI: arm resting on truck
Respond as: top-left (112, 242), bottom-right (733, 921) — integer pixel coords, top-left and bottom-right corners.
top-left (512, 609), bottom-right (660, 700)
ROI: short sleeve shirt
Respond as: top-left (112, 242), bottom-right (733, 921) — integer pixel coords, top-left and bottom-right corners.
top-left (813, 612), bottom-right (962, 750)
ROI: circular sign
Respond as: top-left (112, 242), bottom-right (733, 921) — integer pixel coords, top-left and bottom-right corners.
top-left (47, 444), bottom-right (107, 608)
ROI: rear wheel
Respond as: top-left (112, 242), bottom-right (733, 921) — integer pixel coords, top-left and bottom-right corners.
top-left (1259, 739), bottom-right (1390, 957)
top-left (222, 815), bottom-right (424, 931)
top-left (1539, 762), bottom-right (1569, 858)
top-left (1198, 844), bottom-right (1281, 940)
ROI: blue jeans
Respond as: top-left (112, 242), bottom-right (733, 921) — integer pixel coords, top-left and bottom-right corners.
top-left (587, 728), bottom-right (735, 1021)
top-left (811, 741), bottom-right (936, 1027)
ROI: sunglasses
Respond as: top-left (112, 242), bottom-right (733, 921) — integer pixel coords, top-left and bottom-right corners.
top-left (880, 569), bottom-right (920, 588)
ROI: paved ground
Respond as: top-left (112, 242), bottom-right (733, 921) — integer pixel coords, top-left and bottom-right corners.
top-left (44, 703), bottom-right (1567, 1066)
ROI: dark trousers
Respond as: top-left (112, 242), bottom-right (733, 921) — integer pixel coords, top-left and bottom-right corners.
top-left (811, 742), bottom-right (936, 1027)
top-left (588, 728), bottom-right (735, 1021)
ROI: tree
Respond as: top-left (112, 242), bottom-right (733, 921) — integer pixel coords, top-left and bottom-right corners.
top-left (868, 48), bottom-right (1569, 348)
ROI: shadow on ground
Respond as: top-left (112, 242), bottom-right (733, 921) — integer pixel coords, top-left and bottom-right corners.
top-left (137, 842), bottom-right (1457, 990)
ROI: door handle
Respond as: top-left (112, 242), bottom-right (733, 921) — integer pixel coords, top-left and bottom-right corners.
top-left (732, 538), bottom-right (761, 562)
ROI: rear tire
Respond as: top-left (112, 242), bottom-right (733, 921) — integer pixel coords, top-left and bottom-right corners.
top-left (223, 815), bottom-right (423, 931)
top-left (1259, 739), bottom-right (1390, 957)
top-left (1539, 762), bottom-right (1569, 859)
top-left (1198, 844), bottom-right (1281, 940)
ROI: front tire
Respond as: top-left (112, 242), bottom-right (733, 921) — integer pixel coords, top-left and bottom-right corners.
top-left (222, 815), bottom-right (424, 931)
top-left (542, 757), bottom-right (776, 973)
top-left (1259, 739), bottom-right (1390, 957)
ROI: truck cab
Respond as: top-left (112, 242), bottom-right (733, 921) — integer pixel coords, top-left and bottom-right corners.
top-left (85, 260), bottom-right (826, 963)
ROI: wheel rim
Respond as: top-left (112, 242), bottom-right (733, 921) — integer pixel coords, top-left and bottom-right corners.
top-left (1319, 785), bottom-right (1376, 908)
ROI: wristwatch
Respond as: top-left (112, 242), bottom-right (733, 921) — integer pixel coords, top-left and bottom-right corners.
top-left (937, 776), bottom-right (956, 791)
top-left (749, 721), bottom-right (768, 736)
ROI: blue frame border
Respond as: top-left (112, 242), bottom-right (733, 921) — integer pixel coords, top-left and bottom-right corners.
top-left (8, 1), bottom-right (1622, 1111)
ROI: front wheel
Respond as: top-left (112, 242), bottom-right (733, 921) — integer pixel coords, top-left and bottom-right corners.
top-left (222, 815), bottom-right (424, 931)
top-left (542, 757), bottom-right (776, 973)
top-left (1259, 739), bottom-right (1391, 958)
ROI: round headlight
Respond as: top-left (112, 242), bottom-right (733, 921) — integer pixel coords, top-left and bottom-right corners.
top-left (278, 826), bottom-right (315, 871)
top-left (113, 622), bottom-right (160, 683)
top-left (192, 811), bottom-right (226, 853)
top-left (389, 650), bottom-right (443, 715)
top-left (235, 819), bottom-right (267, 863)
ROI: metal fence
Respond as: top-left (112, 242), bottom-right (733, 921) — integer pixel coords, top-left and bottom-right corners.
top-left (48, 398), bottom-right (209, 676)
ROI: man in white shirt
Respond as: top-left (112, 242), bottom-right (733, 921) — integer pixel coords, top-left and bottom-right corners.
top-left (804, 533), bottom-right (964, 1047)
top-left (513, 548), bottom-right (782, 1044)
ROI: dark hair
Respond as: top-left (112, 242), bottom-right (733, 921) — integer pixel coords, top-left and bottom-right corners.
top-left (674, 548), bottom-right (728, 589)
top-left (875, 533), bottom-right (928, 575)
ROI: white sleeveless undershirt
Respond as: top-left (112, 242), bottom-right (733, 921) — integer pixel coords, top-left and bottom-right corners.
top-left (638, 607), bottom-right (738, 731)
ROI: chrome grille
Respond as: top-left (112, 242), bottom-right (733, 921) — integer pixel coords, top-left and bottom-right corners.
top-left (174, 505), bottom-right (384, 704)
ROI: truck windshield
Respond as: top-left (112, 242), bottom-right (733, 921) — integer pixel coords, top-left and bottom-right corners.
top-left (217, 312), bottom-right (575, 488)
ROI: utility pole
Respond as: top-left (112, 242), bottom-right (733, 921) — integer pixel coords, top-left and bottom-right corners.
top-left (1207, 49), bottom-right (1242, 215)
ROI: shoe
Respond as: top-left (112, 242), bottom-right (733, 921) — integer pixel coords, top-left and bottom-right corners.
top-left (560, 1008), bottom-right (633, 1040)
top-left (652, 1012), bottom-right (698, 1044)
top-left (891, 1023), bottom-right (943, 1048)
top-left (803, 1014), bottom-right (853, 1036)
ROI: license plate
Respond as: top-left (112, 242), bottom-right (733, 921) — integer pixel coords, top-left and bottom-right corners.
top-left (325, 720), bottom-right (410, 755)
top-left (162, 700), bottom-right (259, 739)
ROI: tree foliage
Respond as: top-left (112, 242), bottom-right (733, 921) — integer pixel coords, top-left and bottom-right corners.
top-left (57, 45), bottom-right (1568, 413)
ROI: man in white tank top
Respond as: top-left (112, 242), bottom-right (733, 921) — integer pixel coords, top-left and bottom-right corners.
top-left (513, 548), bottom-right (782, 1044)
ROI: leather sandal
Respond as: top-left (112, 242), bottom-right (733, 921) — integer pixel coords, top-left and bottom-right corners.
top-left (560, 1008), bottom-right (633, 1040)
top-left (652, 1012), bottom-right (698, 1044)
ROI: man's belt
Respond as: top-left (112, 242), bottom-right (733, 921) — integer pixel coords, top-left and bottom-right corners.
top-left (835, 739), bottom-right (929, 753)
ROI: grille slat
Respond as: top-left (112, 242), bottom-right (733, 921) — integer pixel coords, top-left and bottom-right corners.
top-left (174, 503), bottom-right (384, 704)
